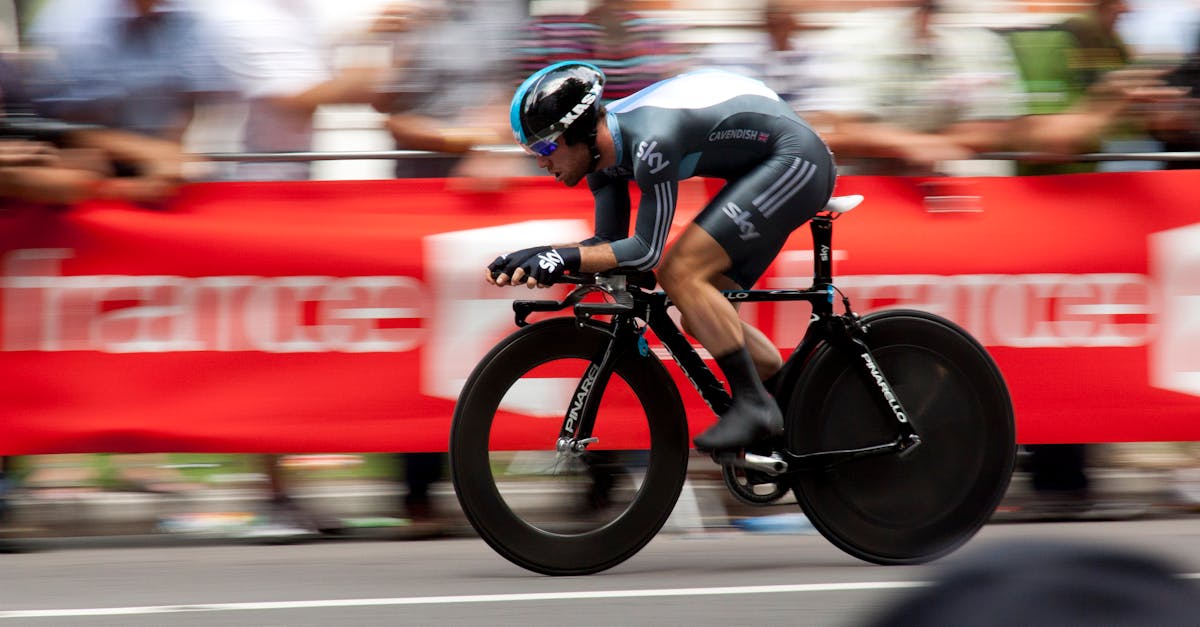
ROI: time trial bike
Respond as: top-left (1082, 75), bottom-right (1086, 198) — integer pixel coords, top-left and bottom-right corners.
top-left (449, 195), bottom-right (1016, 576)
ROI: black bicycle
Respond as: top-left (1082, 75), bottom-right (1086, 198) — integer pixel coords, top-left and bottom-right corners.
top-left (450, 195), bottom-right (1016, 575)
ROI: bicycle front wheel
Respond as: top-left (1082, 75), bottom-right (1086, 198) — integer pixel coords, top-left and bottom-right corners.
top-left (787, 309), bottom-right (1015, 565)
top-left (450, 317), bottom-right (689, 576)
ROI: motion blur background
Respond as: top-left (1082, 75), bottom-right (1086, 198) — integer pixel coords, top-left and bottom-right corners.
top-left (1, 0), bottom-right (1198, 544)
top-left (4, 0), bottom-right (1197, 180)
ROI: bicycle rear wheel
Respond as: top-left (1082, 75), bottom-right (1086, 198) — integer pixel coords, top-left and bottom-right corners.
top-left (450, 317), bottom-right (689, 576)
top-left (787, 309), bottom-right (1015, 565)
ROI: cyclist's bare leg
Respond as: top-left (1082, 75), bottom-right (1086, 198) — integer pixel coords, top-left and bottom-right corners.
top-left (679, 301), bottom-right (781, 381)
top-left (658, 226), bottom-right (742, 356)
top-left (659, 224), bottom-right (783, 451)
top-left (710, 275), bottom-right (782, 381)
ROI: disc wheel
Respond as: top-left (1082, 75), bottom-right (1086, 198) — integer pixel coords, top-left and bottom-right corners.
top-left (787, 310), bottom-right (1015, 565)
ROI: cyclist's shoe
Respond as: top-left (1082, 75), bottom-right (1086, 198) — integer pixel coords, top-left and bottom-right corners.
top-left (693, 394), bottom-right (783, 452)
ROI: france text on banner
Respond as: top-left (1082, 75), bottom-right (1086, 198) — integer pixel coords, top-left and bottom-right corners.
top-left (1, 172), bottom-right (1198, 454)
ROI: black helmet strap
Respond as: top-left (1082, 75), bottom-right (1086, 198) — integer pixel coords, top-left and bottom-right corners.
top-left (585, 127), bottom-right (601, 173)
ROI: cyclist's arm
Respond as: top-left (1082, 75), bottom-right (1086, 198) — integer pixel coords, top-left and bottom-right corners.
top-left (575, 144), bottom-right (680, 273)
top-left (584, 170), bottom-right (631, 245)
top-left (563, 161), bottom-right (678, 273)
top-left (560, 167), bottom-right (633, 273)
top-left (576, 242), bottom-right (619, 273)
top-left (608, 163), bottom-right (678, 272)
top-left (498, 156), bottom-right (677, 281)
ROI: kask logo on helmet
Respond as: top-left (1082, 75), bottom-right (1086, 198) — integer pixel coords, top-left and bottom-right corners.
top-left (550, 81), bottom-right (602, 135)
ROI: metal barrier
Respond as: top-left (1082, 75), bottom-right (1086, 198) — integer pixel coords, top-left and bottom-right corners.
top-left (199, 147), bottom-right (1200, 164)
top-left (975, 151), bottom-right (1200, 163)
top-left (200, 146), bottom-right (525, 163)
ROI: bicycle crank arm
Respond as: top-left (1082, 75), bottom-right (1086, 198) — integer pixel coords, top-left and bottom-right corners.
top-left (711, 451), bottom-right (789, 476)
top-left (783, 435), bottom-right (921, 470)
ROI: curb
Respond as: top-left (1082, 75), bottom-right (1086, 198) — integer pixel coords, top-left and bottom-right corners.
top-left (0, 467), bottom-right (1189, 541)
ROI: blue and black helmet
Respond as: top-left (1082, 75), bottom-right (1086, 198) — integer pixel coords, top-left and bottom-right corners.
top-left (509, 61), bottom-right (606, 157)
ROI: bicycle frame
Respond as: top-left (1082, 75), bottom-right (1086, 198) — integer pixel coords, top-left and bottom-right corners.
top-left (511, 214), bottom-right (922, 473)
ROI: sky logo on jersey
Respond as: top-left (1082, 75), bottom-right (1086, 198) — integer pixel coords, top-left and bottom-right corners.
top-left (722, 202), bottom-right (760, 240)
top-left (636, 140), bottom-right (671, 174)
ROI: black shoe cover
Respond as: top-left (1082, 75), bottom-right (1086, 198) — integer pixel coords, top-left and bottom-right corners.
top-left (693, 394), bottom-right (783, 452)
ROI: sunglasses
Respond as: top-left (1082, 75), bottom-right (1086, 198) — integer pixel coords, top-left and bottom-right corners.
top-left (520, 126), bottom-right (566, 157)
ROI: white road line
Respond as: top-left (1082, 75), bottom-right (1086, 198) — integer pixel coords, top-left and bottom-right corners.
top-left (6, 575), bottom-right (1199, 619)
top-left (0, 582), bottom-right (929, 618)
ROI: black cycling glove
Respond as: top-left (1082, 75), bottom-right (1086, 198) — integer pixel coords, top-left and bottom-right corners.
top-left (489, 246), bottom-right (551, 279)
top-left (515, 246), bottom-right (581, 285)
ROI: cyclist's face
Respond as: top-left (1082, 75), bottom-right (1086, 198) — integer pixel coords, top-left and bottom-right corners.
top-left (536, 141), bottom-right (588, 187)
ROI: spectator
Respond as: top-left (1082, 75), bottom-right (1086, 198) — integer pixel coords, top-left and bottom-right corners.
top-left (201, 0), bottom-right (407, 540)
top-left (1019, 0), bottom-right (1139, 515)
top-left (1061, 0), bottom-right (1132, 89)
top-left (1009, 0), bottom-right (1143, 175)
top-left (2, 48), bottom-right (200, 546)
top-left (798, 0), bottom-right (1025, 176)
top-left (801, 0), bottom-right (1178, 177)
top-left (374, 0), bottom-right (523, 181)
top-left (1148, 28), bottom-right (1200, 169)
top-left (518, 0), bottom-right (686, 104)
top-left (370, 0), bottom-right (524, 535)
top-left (5, 13), bottom-right (196, 206)
top-left (698, 0), bottom-right (821, 113)
top-left (203, 0), bottom-right (389, 182)
top-left (1109, 27), bottom-right (1200, 508)
top-left (27, 0), bottom-right (231, 143)
top-left (12, 0), bottom-right (222, 498)
top-left (807, 0), bottom-right (1182, 517)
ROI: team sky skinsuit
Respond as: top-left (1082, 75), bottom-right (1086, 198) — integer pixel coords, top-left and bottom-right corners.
top-left (583, 69), bottom-right (836, 288)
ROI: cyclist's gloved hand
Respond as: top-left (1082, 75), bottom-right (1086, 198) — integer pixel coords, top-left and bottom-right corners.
top-left (489, 246), bottom-right (551, 281)
top-left (515, 246), bottom-right (581, 286)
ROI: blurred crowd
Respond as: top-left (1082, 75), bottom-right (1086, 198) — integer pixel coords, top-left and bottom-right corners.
top-left (2, 0), bottom-right (1197, 187)
top-left (2, 0), bottom-right (1200, 545)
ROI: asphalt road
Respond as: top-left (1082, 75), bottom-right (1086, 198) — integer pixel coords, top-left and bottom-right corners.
top-left (2, 519), bottom-right (1199, 626)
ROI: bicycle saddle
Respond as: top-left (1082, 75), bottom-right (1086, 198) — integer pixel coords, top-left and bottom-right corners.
top-left (822, 195), bottom-right (864, 213)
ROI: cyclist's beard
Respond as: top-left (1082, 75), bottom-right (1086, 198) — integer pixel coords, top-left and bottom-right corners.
top-left (546, 142), bottom-right (591, 187)
top-left (556, 155), bottom-right (587, 187)
top-left (559, 168), bottom-right (585, 187)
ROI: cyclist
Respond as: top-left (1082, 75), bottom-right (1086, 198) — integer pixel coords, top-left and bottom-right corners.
top-left (488, 62), bottom-right (836, 452)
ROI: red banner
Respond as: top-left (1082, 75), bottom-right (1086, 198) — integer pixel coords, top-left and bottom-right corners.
top-left (1, 172), bottom-right (1198, 454)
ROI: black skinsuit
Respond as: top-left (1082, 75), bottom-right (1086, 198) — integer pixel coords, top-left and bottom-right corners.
top-left (585, 69), bottom-right (836, 288)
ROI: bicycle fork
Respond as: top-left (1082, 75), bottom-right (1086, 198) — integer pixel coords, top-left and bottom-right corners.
top-left (554, 316), bottom-right (639, 456)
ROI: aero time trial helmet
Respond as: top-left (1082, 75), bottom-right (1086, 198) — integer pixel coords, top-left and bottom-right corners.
top-left (509, 61), bottom-right (606, 157)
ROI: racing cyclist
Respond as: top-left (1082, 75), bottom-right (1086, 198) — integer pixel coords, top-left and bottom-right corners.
top-left (487, 62), bottom-right (837, 452)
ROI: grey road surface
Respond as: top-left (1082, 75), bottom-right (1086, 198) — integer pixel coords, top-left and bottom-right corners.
top-left (2, 519), bottom-right (1199, 627)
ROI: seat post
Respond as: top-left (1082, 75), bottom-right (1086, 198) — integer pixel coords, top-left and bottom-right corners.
top-left (809, 215), bottom-right (834, 286)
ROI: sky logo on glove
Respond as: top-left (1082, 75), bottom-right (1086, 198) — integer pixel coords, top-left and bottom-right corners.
top-left (537, 249), bottom-right (565, 272)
